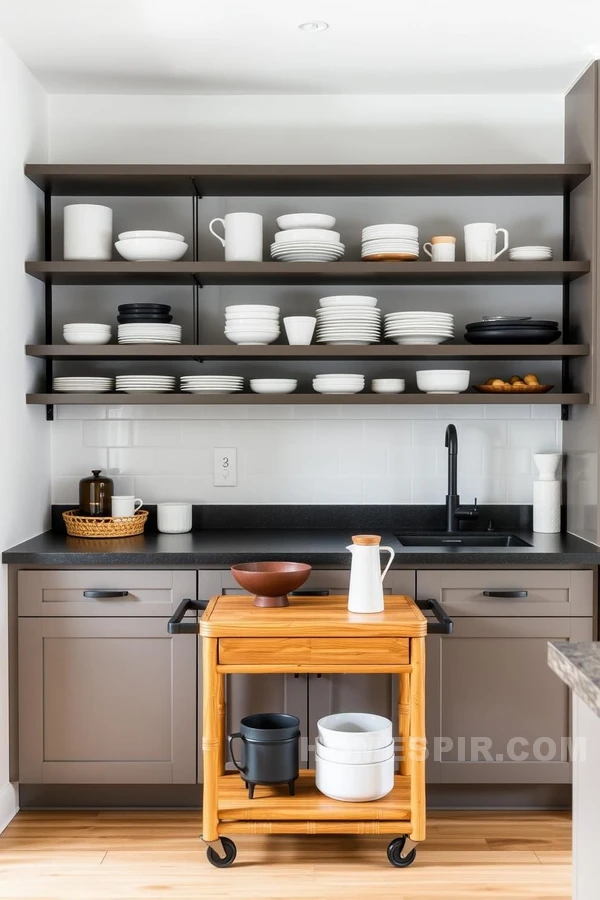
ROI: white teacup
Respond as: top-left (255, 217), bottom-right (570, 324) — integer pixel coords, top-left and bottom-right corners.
top-left (464, 223), bottom-right (509, 261)
top-left (423, 236), bottom-right (456, 262)
top-left (284, 316), bottom-right (316, 345)
top-left (111, 495), bottom-right (143, 517)
top-left (209, 212), bottom-right (263, 262)
top-left (157, 502), bottom-right (192, 534)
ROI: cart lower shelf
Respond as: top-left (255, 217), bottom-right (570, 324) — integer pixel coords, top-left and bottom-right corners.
top-left (217, 770), bottom-right (411, 834)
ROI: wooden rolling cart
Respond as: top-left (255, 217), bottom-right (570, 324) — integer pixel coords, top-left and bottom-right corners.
top-left (183, 592), bottom-right (451, 869)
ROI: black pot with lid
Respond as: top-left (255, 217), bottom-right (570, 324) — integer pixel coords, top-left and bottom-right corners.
top-left (79, 470), bottom-right (114, 517)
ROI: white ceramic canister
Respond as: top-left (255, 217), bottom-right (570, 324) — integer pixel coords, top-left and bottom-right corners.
top-left (157, 502), bottom-right (192, 534)
top-left (64, 204), bottom-right (113, 260)
top-left (346, 534), bottom-right (395, 614)
top-left (533, 453), bottom-right (561, 533)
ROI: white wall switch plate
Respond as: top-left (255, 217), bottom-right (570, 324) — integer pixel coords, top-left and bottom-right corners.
top-left (213, 448), bottom-right (237, 487)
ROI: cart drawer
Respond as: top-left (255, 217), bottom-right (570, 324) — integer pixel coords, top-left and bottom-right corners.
top-left (218, 637), bottom-right (409, 666)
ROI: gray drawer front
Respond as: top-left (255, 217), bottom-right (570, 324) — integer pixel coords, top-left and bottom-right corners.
top-left (18, 570), bottom-right (196, 617)
top-left (417, 569), bottom-right (594, 617)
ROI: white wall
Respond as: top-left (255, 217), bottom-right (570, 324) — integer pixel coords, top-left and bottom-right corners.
top-left (0, 36), bottom-right (48, 831)
top-left (48, 93), bottom-right (564, 163)
top-left (46, 91), bottom-right (566, 506)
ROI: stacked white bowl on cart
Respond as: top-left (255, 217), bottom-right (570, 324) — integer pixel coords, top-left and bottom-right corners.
top-left (315, 713), bottom-right (395, 802)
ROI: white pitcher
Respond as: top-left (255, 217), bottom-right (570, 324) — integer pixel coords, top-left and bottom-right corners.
top-left (347, 535), bottom-right (395, 614)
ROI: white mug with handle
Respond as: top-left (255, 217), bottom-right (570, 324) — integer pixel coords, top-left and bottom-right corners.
top-left (464, 222), bottom-right (509, 261)
top-left (208, 212), bottom-right (263, 262)
top-left (111, 496), bottom-right (143, 518)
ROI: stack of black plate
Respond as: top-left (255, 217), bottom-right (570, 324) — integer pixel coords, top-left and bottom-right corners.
top-left (117, 303), bottom-right (172, 324)
top-left (464, 317), bottom-right (561, 344)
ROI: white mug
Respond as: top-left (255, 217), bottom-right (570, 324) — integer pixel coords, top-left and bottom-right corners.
top-left (111, 495), bottom-right (143, 517)
top-left (157, 502), bottom-right (192, 534)
top-left (64, 204), bottom-right (113, 260)
top-left (423, 236), bottom-right (456, 262)
top-left (208, 212), bottom-right (263, 262)
top-left (464, 222), bottom-right (509, 261)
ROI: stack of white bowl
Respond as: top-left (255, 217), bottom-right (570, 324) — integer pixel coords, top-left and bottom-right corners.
top-left (315, 713), bottom-right (395, 802)
top-left (115, 375), bottom-right (176, 393)
top-left (361, 224), bottom-right (419, 260)
top-left (271, 214), bottom-right (344, 263)
top-left (63, 323), bottom-right (112, 345)
top-left (384, 311), bottom-right (455, 345)
top-left (508, 245), bottom-right (553, 261)
top-left (225, 305), bottom-right (280, 346)
top-left (180, 375), bottom-right (244, 394)
top-left (313, 373), bottom-right (365, 395)
top-left (316, 295), bottom-right (381, 346)
top-left (115, 230), bottom-right (188, 262)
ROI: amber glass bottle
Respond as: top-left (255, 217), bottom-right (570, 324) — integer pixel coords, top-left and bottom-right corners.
top-left (79, 470), bottom-right (114, 516)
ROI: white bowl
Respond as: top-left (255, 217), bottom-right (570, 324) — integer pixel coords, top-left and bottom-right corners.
top-left (319, 295), bottom-right (378, 308)
top-left (64, 333), bottom-right (112, 345)
top-left (276, 214), bottom-right (336, 230)
top-left (371, 379), bottom-right (405, 394)
top-left (315, 754), bottom-right (394, 802)
top-left (118, 230), bottom-right (185, 242)
top-left (315, 737), bottom-right (394, 765)
top-left (115, 238), bottom-right (188, 261)
top-left (274, 229), bottom-right (340, 244)
top-left (226, 333), bottom-right (279, 346)
top-left (317, 713), bottom-right (392, 751)
top-left (250, 379), bottom-right (298, 394)
top-left (416, 369), bottom-right (470, 394)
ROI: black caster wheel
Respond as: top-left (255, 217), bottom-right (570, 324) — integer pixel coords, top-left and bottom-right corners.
top-left (387, 836), bottom-right (417, 868)
top-left (206, 837), bottom-right (237, 868)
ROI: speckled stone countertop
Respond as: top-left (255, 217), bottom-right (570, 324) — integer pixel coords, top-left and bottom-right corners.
top-left (548, 642), bottom-right (600, 717)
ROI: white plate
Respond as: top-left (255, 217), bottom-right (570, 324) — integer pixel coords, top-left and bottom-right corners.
top-left (277, 214), bottom-right (336, 230)
top-left (387, 336), bottom-right (452, 344)
top-left (313, 387), bottom-right (364, 394)
top-left (271, 241), bottom-right (344, 250)
top-left (116, 387), bottom-right (175, 393)
top-left (319, 296), bottom-right (378, 308)
top-left (181, 388), bottom-right (243, 394)
top-left (118, 339), bottom-right (182, 344)
top-left (118, 230), bottom-right (185, 242)
top-left (274, 229), bottom-right (340, 243)
top-left (226, 305), bottom-right (280, 314)
top-left (273, 256), bottom-right (343, 262)
top-left (271, 251), bottom-right (344, 259)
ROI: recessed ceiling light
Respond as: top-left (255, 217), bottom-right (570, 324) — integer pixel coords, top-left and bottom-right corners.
top-left (298, 21), bottom-right (329, 32)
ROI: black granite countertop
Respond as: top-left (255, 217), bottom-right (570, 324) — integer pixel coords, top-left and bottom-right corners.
top-left (3, 526), bottom-right (600, 566)
top-left (548, 642), bottom-right (600, 717)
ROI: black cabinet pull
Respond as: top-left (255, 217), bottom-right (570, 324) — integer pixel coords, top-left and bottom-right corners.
top-left (167, 598), bottom-right (208, 634)
top-left (483, 590), bottom-right (528, 599)
top-left (416, 599), bottom-right (453, 634)
top-left (83, 590), bottom-right (129, 599)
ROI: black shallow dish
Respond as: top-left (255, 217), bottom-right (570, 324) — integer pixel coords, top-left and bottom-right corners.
top-left (118, 303), bottom-right (171, 312)
top-left (465, 327), bottom-right (561, 344)
top-left (117, 315), bottom-right (173, 324)
top-left (466, 319), bottom-right (558, 331)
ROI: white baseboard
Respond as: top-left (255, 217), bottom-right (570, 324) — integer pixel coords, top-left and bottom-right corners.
top-left (0, 782), bottom-right (18, 833)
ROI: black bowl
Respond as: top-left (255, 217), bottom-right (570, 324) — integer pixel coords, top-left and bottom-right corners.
top-left (117, 315), bottom-right (173, 324)
top-left (466, 319), bottom-right (558, 331)
top-left (118, 303), bottom-right (171, 313)
top-left (465, 327), bottom-right (561, 344)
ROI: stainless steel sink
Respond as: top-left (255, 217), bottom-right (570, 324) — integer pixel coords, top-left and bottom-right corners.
top-left (395, 533), bottom-right (532, 548)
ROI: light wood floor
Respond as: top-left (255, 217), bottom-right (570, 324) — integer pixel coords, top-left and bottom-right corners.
top-left (0, 809), bottom-right (571, 900)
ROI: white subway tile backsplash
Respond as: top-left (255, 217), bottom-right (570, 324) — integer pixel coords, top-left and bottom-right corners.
top-left (50, 402), bottom-right (561, 505)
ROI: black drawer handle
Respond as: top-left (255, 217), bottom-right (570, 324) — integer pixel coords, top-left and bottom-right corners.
top-left (168, 598), bottom-right (208, 634)
top-left (416, 599), bottom-right (453, 634)
top-left (483, 590), bottom-right (528, 599)
top-left (83, 590), bottom-right (129, 599)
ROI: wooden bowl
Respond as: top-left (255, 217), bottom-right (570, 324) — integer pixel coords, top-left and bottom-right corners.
top-left (231, 562), bottom-right (312, 608)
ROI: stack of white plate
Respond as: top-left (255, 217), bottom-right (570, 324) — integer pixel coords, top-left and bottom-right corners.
top-left (384, 311), bottom-right (454, 345)
top-left (361, 224), bottom-right (419, 261)
top-left (63, 323), bottom-right (112, 345)
top-left (225, 305), bottom-right (280, 346)
top-left (180, 375), bottom-right (244, 394)
top-left (115, 230), bottom-right (188, 262)
top-left (117, 323), bottom-right (182, 344)
top-left (270, 224), bottom-right (344, 263)
top-left (509, 245), bottom-right (553, 261)
top-left (312, 374), bottom-right (365, 395)
top-left (316, 303), bottom-right (381, 346)
top-left (115, 375), bottom-right (176, 393)
top-left (53, 376), bottom-right (114, 393)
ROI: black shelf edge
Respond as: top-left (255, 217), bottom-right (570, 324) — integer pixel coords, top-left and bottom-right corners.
top-left (25, 344), bottom-right (590, 361)
top-left (24, 163), bottom-right (591, 196)
top-left (24, 260), bottom-right (590, 286)
top-left (27, 393), bottom-right (589, 406)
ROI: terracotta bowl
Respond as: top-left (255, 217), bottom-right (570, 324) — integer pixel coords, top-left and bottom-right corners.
top-left (231, 562), bottom-right (312, 608)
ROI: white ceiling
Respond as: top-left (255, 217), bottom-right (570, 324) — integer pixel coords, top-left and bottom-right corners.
top-left (0, 0), bottom-right (599, 95)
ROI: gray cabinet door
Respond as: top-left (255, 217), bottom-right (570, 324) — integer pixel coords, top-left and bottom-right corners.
top-left (18, 617), bottom-right (197, 784)
top-left (425, 616), bottom-right (593, 784)
top-left (307, 570), bottom-right (416, 766)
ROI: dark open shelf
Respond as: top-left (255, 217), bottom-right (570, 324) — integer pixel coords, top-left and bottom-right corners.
top-left (27, 393), bottom-right (589, 406)
top-left (26, 344), bottom-right (590, 361)
top-left (25, 163), bottom-right (591, 196)
top-left (24, 260), bottom-right (590, 286)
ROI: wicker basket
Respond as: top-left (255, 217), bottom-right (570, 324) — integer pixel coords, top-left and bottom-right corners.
top-left (474, 383), bottom-right (554, 394)
top-left (63, 509), bottom-right (149, 538)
